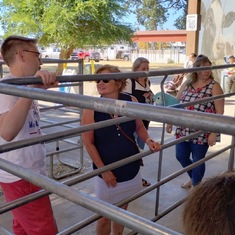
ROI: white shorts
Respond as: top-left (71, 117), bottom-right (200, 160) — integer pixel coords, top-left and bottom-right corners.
top-left (95, 170), bottom-right (142, 204)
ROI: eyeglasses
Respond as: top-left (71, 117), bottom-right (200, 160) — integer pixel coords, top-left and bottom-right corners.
top-left (95, 80), bottom-right (110, 84)
top-left (23, 50), bottom-right (42, 59)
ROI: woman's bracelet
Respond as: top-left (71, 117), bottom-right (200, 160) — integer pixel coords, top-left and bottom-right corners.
top-left (146, 138), bottom-right (154, 145)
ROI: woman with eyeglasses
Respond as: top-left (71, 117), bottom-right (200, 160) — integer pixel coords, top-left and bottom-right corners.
top-left (81, 64), bottom-right (161, 235)
top-left (166, 55), bottom-right (224, 189)
top-left (123, 57), bottom-right (154, 187)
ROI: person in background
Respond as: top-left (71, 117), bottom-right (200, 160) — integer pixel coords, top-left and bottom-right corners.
top-left (165, 53), bottom-right (197, 96)
top-left (0, 35), bottom-right (58, 235)
top-left (183, 171), bottom-right (235, 235)
top-left (82, 64), bottom-right (161, 235)
top-left (181, 53), bottom-right (197, 85)
top-left (166, 55), bottom-right (224, 189)
top-left (225, 55), bottom-right (235, 93)
top-left (184, 53), bottom-right (197, 70)
top-left (123, 57), bottom-right (154, 187)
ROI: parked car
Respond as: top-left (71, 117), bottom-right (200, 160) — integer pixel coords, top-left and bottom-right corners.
top-left (121, 51), bottom-right (131, 61)
top-left (90, 52), bottom-right (100, 62)
top-left (40, 47), bottom-right (61, 59)
top-left (70, 49), bottom-right (90, 62)
top-left (117, 50), bottom-right (131, 61)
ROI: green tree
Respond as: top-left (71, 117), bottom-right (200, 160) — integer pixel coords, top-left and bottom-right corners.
top-left (0, 0), bottom-right (133, 61)
top-left (172, 0), bottom-right (188, 29)
top-left (127, 0), bottom-right (188, 30)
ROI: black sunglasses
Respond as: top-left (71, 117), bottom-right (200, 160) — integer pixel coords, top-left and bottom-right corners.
top-left (96, 79), bottom-right (118, 84)
top-left (95, 80), bottom-right (110, 84)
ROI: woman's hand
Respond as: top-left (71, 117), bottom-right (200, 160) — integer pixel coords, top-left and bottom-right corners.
top-left (101, 171), bottom-right (117, 187)
top-left (208, 133), bottom-right (217, 146)
top-left (146, 138), bottom-right (161, 152)
top-left (166, 124), bottom-right (173, 133)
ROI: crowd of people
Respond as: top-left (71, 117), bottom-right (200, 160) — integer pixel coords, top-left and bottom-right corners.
top-left (0, 34), bottom-right (231, 235)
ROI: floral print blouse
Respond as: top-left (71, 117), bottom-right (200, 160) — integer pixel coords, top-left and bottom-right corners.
top-left (175, 80), bottom-right (220, 144)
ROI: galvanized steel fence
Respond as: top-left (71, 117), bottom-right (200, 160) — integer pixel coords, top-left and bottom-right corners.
top-left (0, 59), bottom-right (234, 234)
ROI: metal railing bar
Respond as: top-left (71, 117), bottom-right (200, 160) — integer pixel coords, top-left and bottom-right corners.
top-left (0, 158), bottom-right (182, 235)
top-left (57, 137), bottom-right (228, 235)
top-left (0, 138), bottom-right (229, 214)
top-left (0, 116), bottom-right (133, 154)
top-left (46, 146), bottom-right (81, 157)
top-left (0, 83), bottom-right (234, 135)
top-left (228, 136), bottom-right (235, 171)
top-left (153, 197), bottom-right (187, 222)
top-left (57, 107), bottom-right (81, 114)
top-left (59, 139), bottom-right (81, 146)
top-left (40, 118), bottom-right (81, 129)
top-left (140, 144), bottom-right (232, 195)
top-left (48, 140), bottom-right (232, 235)
top-left (0, 142), bottom-right (230, 234)
top-left (127, 197), bottom-right (187, 235)
top-left (155, 75), bottom-right (169, 215)
top-left (0, 59), bottom-right (231, 235)
top-left (58, 82), bottom-right (82, 88)
top-left (49, 153), bottom-right (82, 180)
top-left (40, 105), bottom-right (81, 114)
top-left (1, 64), bottom-right (235, 85)
top-left (39, 104), bottom-right (66, 111)
top-left (0, 131), bottom-right (202, 214)
top-left (0, 227), bottom-right (13, 235)
top-left (171, 92), bottom-right (234, 108)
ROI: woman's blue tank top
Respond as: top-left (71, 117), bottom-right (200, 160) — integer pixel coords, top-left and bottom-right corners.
top-left (94, 93), bottom-right (140, 182)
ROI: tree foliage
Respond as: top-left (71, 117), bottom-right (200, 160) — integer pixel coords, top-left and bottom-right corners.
top-left (127, 0), bottom-right (188, 30)
top-left (0, 0), bottom-right (133, 58)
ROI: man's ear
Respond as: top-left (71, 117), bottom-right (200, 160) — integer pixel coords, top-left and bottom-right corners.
top-left (16, 48), bottom-right (25, 62)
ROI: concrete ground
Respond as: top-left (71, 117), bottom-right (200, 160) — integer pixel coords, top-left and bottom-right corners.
top-left (0, 61), bottom-right (234, 234)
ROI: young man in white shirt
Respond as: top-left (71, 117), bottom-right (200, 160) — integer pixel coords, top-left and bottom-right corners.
top-left (0, 35), bottom-right (58, 235)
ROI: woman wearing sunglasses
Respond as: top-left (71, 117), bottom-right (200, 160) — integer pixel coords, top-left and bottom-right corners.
top-left (81, 64), bottom-right (161, 235)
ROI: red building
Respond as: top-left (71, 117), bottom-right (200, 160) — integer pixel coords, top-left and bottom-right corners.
top-left (131, 30), bottom-right (187, 43)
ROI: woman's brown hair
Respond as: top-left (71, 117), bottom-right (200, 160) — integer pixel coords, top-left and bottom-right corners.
top-left (186, 54), bottom-right (214, 86)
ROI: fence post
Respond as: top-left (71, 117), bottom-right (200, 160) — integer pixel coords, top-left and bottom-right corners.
top-left (78, 59), bottom-right (83, 74)
top-left (0, 63), bottom-right (3, 78)
top-left (228, 136), bottom-right (235, 171)
top-left (90, 59), bottom-right (95, 74)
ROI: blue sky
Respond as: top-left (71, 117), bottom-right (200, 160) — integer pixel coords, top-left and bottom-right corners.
top-left (124, 9), bottom-right (179, 30)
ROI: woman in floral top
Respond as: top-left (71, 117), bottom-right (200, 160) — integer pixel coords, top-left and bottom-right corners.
top-left (166, 55), bottom-right (224, 188)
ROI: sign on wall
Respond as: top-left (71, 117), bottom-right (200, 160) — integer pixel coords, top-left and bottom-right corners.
top-left (186, 14), bottom-right (198, 31)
